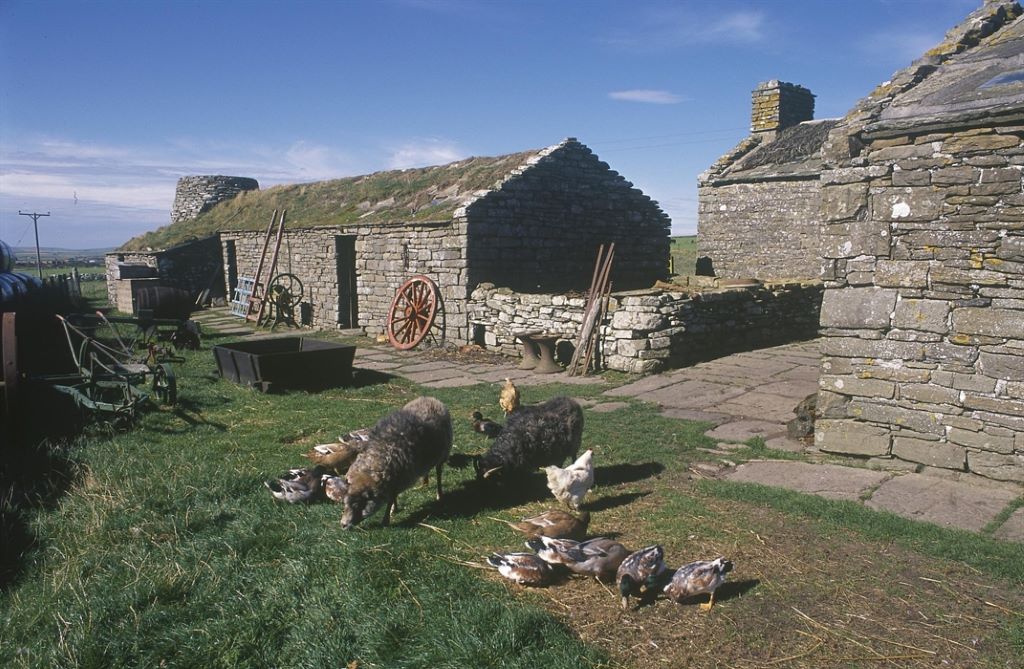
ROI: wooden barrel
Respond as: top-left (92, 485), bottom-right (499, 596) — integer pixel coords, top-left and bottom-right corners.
top-left (134, 286), bottom-right (193, 320)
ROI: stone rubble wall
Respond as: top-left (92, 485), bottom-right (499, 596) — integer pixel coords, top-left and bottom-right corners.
top-left (468, 281), bottom-right (823, 375)
top-left (104, 236), bottom-right (223, 311)
top-left (697, 178), bottom-right (823, 280)
top-left (817, 123), bottom-right (1024, 484)
top-left (222, 221), bottom-right (469, 341)
top-left (463, 139), bottom-right (671, 293)
top-left (171, 176), bottom-right (259, 224)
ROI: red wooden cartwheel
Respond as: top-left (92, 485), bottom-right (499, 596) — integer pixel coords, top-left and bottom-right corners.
top-left (386, 275), bottom-right (440, 350)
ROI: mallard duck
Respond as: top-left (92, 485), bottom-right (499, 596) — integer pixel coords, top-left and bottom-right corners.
top-left (617, 545), bottom-right (668, 610)
top-left (499, 377), bottom-right (520, 416)
top-left (486, 552), bottom-right (553, 586)
top-left (526, 535), bottom-right (630, 582)
top-left (303, 440), bottom-right (364, 473)
top-left (544, 449), bottom-right (594, 510)
top-left (502, 510), bottom-right (591, 540)
top-left (663, 557), bottom-right (734, 611)
top-left (471, 411), bottom-right (503, 438)
top-left (322, 474), bottom-right (348, 503)
top-left (265, 467), bottom-right (324, 503)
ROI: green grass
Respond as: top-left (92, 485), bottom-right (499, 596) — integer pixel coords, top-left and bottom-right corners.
top-left (3, 332), bottom-right (1022, 667)
top-left (669, 235), bottom-right (697, 276)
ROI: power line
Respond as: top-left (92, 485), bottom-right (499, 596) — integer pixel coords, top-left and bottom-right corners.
top-left (18, 211), bottom-right (50, 279)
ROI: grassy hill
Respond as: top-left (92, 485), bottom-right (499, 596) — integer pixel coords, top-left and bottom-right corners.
top-left (121, 151), bottom-right (539, 251)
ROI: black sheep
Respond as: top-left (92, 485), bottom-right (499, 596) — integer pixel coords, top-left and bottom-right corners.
top-left (474, 396), bottom-right (583, 480)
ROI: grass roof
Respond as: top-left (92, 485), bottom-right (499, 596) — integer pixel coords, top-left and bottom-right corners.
top-left (121, 149), bottom-right (542, 251)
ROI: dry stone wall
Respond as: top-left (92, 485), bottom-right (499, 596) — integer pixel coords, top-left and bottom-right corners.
top-left (104, 236), bottom-right (223, 311)
top-left (222, 221), bottom-right (469, 340)
top-left (817, 124), bottom-right (1024, 484)
top-left (469, 281), bottom-right (822, 374)
top-left (697, 179), bottom-right (823, 280)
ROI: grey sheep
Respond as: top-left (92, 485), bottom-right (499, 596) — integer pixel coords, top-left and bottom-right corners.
top-left (340, 396), bottom-right (453, 529)
top-left (474, 396), bottom-right (583, 480)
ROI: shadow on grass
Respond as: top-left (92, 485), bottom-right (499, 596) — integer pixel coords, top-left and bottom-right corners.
top-left (594, 462), bottom-right (665, 487)
top-left (1, 387), bottom-right (85, 591)
top-left (583, 491), bottom-right (650, 513)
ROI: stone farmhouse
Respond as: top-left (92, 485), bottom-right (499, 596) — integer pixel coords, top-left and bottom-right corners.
top-left (699, 0), bottom-right (1024, 484)
top-left (698, 81), bottom-right (837, 280)
top-left (815, 0), bottom-right (1024, 484)
top-left (111, 138), bottom-right (672, 344)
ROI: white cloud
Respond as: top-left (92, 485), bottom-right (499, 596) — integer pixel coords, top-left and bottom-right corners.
top-left (606, 8), bottom-right (766, 51)
top-left (609, 89), bottom-right (686, 104)
top-left (387, 139), bottom-right (465, 169)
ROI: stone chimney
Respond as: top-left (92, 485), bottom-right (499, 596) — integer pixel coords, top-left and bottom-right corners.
top-left (751, 80), bottom-right (814, 140)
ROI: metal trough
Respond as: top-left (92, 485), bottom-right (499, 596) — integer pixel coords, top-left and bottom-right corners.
top-left (212, 337), bottom-right (355, 392)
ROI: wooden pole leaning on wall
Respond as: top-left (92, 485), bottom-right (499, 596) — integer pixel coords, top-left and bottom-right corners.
top-left (253, 209), bottom-right (287, 326)
top-left (568, 242), bottom-right (614, 376)
top-left (244, 209), bottom-right (278, 320)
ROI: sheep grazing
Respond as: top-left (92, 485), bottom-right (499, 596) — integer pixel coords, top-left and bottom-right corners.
top-left (340, 396), bottom-right (453, 529)
top-left (474, 396), bottom-right (583, 481)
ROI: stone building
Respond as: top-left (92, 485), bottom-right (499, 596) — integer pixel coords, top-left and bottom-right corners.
top-left (815, 0), bottom-right (1024, 484)
top-left (698, 81), bottom-right (837, 280)
top-left (122, 139), bottom-right (671, 341)
top-left (106, 175), bottom-right (258, 312)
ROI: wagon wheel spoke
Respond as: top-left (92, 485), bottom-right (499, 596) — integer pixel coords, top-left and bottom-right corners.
top-left (386, 275), bottom-right (440, 350)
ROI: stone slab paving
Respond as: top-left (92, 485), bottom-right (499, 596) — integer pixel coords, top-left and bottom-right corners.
top-left (866, 474), bottom-right (1020, 533)
top-left (727, 460), bottom-right (890, 502)
top-left (994, 508), bottom-right (1024, 543)
top-left (705, 420), bottom-right (787, 442)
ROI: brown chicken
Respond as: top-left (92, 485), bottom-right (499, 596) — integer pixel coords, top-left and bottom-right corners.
top-left (499, 377), bottom-right (520, 416)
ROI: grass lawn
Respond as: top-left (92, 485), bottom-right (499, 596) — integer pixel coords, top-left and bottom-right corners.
top-left (670, 235), bottom-right (697, 276)
top-left (2, 327), bottom-right (1022, 668)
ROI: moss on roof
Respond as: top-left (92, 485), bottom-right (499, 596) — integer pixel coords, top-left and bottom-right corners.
top-left (121, 149), bottom-right (542, 251)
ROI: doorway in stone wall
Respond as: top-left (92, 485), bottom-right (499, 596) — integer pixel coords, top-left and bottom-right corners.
top-left (335, 236), bottom-right (358, 327)
top-left (224, 240), bottom-right (238, 296)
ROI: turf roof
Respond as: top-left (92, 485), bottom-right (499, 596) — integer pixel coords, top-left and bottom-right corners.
top-left (120, 148), bottom-right (544, 251)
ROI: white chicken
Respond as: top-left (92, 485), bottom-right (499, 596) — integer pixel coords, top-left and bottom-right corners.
top-left (543, 449), bottom-right (594, 510)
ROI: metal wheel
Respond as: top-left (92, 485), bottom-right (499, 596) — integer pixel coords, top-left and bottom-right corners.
top-left (152, 363), bottom-right (177, 405)
top-left (268, 273), bottom-right (304, 309)
top-left (386, 275), bottom-right (440, 350)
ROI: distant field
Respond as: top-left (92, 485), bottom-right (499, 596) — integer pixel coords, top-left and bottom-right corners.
top-left (670, 235), bottom-right (697, 276)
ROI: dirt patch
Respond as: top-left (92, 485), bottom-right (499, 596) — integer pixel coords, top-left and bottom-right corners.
top-left (486, 477), bottom-right (1024, 668)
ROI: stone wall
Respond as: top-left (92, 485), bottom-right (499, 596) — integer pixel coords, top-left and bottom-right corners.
top-left (817, 125), bottom-right (1024, 484)
top-left (468, 281), bottom-right (823, 375)
top-left (222, 221), bottom-right (469, 340)
top-left (463, 139), bottom-right (671, 293)
top-left (697, 179), bottom-right (823, 280)
top-left (104, 236), bottom-right (223, 311)
top-left (171, 176), bottom-right (259, 224)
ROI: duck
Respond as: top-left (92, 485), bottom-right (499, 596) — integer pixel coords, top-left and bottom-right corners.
top-left (499, 377), bottom-right (520, 416)
top-left (322, 474), bottom-right (348, 503)
top-left (303, 428), bottom-right (373, 473)
top-left (663, 557), bottom-right (734, 611)
top-left (471, 410), bottom-right (503, 438)
top-left (265, 467), bottom-right (325, 503)
top-left (501, 509), bottom-right (591, 540)
top-left (303, 440), bottom-right (364, 473)
top-left (616, 545), bottom-right (669, 610)
top-left (544, 449), bottom-right (594, 510)
top-left (486, 552), bottom-right (553, 586)
top-left (526, 535), bottom-right (630, 582)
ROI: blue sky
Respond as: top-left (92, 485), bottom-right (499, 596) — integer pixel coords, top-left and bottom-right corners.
top-left (0, 0), bottom-right (980, 249)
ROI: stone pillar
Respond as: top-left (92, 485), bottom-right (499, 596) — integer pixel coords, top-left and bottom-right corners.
top-left (751, 81), bottom-right (815, 139)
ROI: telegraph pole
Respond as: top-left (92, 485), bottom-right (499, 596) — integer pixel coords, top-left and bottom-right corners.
top-left (18, 211), bottom-right (50, 279)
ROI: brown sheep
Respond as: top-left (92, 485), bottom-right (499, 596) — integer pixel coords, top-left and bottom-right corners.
top-left (340, 396), bottom-right (452, 529)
